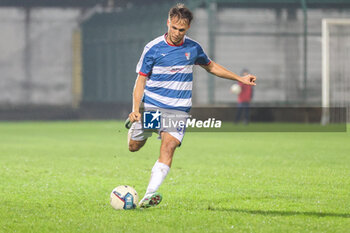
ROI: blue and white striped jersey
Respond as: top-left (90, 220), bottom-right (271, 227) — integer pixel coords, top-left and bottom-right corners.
top-left (136, 34), bottom-right (211, 112)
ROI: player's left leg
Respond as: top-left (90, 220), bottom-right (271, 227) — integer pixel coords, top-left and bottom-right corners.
top-left (139, 132), bottom-right (180, 208)
top-left (127, 119), bottom-right (152, 152)
top-left (128, 139), bottom-right (147, 152)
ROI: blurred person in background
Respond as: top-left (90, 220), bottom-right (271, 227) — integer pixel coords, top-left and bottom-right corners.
top-left (235, 68), bottom-right (253, 124)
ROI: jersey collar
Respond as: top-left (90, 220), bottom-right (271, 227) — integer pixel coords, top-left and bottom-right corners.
top-left (164, 33), bottom-right (186, 47)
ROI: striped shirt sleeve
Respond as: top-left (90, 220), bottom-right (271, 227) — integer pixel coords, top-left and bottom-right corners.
top-left (195, 44), bottom-right (211, 65)
top-left (136, 46), bottom-right (156, 76)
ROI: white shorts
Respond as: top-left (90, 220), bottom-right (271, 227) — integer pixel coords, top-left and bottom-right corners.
top-left (129, 108), bottom-right (189, 145)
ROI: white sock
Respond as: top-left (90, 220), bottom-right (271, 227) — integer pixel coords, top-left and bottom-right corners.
top-left (145, 160), bottom-right (170, 196)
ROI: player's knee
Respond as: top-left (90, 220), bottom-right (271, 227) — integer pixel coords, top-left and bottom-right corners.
top-left (128, 139), bottom-right (146, 152)
top-left (163, 141), bottom-right (179, 152)
top-left (128, 144), bottom-right (140, 152)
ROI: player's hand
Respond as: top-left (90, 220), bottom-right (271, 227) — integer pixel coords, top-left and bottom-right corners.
top-left (129, 111), bottom-right (141, 123)
top-left (240, 74), bottom-right (257, 86)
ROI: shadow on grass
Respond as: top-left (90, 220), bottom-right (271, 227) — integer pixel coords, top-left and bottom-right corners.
top-left (208, 207), bottom-right (350, 218)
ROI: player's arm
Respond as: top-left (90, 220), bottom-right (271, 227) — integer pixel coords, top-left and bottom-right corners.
top-left (200, 61), bottom-right (256, 86)
top-left (129, 74), bottom-right (147, 123)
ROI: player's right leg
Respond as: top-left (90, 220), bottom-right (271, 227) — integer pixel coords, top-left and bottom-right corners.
top-left (138, 108), bottom-right (187, 208)
top-left (139, 132), bottom-right (181, 208)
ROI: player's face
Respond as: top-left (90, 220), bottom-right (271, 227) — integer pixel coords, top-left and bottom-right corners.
top-left (167, 17), bottom-right (190, 45)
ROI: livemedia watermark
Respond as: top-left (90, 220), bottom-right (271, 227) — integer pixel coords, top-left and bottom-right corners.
top-left (141, 107), bottom-right (347, 132)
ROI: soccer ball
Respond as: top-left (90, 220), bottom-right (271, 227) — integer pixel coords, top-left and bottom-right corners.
top-left (230, 84), bottom-right (241, 95)
top-left (110, 185), bottom-right (138, 210)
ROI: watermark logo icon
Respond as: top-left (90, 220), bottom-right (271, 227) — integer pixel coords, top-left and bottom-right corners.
top-left (143, 110), bottom-right (161, 129)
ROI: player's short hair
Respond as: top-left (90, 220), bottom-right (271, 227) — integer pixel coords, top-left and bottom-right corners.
top-left (168, 3), bottom-right (193, 25)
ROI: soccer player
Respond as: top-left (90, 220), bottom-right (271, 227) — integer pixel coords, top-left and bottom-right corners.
top-left (127, 3), bottom-right (257, 208)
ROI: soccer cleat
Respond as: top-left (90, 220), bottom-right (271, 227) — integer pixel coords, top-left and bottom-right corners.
top-left (139, 192), bottom-right (162, 208)
top-left (125, 117), bottom-right (132, 129)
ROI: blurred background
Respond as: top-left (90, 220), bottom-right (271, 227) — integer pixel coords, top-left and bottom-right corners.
top-left (0, 0), bottom-right (349, 122)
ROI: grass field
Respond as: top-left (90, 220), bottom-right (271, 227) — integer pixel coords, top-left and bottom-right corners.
top-left (0, 121), bottom-right (349, 232)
